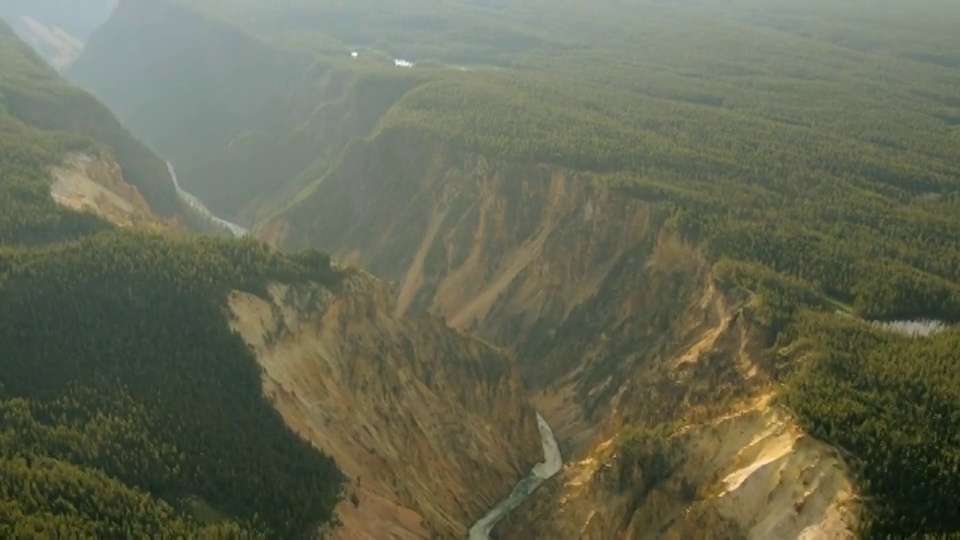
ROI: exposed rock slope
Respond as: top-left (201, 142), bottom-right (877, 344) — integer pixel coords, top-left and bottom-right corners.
top-left (501, 394), bottom-right (857, 540)
top-left (228, 271), bottom-right (541, 539)
top-left (49, 151), bottom-right (163, 229)
top-left (261, 129), bottom-right (860, 538)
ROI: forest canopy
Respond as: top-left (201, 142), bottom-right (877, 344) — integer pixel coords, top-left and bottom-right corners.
top-left (0, 19), bottom-right (347, 539)
top-left (4, 0), bottom-right (960, 537)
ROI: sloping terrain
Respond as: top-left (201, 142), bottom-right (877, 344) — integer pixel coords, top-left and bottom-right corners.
top-left (49, 151), bottom-right (162, 229)
top-left (0, 0), bottom-right (116, 42)
top-left (264, 129), bottom-right (867, 537)
top-left (69, 0), bottom-right (325, 223)
top-left (229, 274), bottom-right (540, 539)
top-left (255, 3), bottom-right (960, 536)
top-left (502, 394), bottom-right (857, 540)
top-left (57, 0), bottom-right (960, 537)
top-left (0, 0), bottom-right (116, 68)
top-left (0, 20), bottom-right (198, 228)
top-left (0, 21), bottom-right (542, 539)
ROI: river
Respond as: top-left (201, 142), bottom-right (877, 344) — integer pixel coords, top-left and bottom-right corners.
top-left (467, 413), bottom-right (562, 539)
top-left (166, 161), bottom-right (248, 237)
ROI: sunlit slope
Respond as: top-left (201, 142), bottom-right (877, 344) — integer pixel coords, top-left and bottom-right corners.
top-left (1, 19), bottom-right (539, 540)
top-left (0, 20), bottom-right (193, 230)
top-left (59, 1), bottom-right (960, 535)
top-left (252, 3), bottom-right (960, 537)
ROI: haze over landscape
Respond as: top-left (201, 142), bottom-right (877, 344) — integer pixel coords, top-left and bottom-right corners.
top-left (0, 0), bottom-right (958, 538)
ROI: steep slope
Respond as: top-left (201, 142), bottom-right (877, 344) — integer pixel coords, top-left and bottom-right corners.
top-left (502, 395), bottom-right (857, 540)
top-left (0, 0), bottom-right (117, 41)
top-left (0, 211), bottom-right (541, 538)
top-left (229, 272), bottom-right (540, 539)
top-left (263, 126), bottom-right (865, 537)
top-left (56, 0), bottom-right (960, 536)
top-left (48, 151), bottom-right (163, 230)
top-left (0, 21), bottom-right (542, 539)
top-left (256, 4), bottom-right (960, 535)
top-left (0, 234), bottom-right (349, 538)
top-left (64, 0), bottom-right (562, 225)
top-left (68, 0), bottom-right (325, 223)
top-left (0, 0), bottom-right (117, 68)
top-left (0, 20), bottom-right (200, 231)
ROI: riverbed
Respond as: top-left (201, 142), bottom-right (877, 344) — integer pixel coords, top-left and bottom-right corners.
top-left (467, 413), bottom-right (562, 539)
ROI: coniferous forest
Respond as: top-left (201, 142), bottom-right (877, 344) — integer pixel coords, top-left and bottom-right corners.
top-left (0, 20), bottom-right (345, 539)
top-left (2, 0), bottom-right (960, 538)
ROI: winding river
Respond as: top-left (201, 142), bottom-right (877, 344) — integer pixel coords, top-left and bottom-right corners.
top-left (468, 413), bottom-right (562, 539)
top-left (166, 161), bottom-right (248, 237)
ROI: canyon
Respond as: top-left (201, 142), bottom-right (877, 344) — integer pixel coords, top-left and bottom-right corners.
top-left (8, 0), bottom-right (959, 537)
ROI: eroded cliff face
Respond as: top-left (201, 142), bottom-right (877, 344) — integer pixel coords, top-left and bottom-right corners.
top-left (260, 129), bottom-right (860, 538)
top-left (496, 265), bottom-right (857, 539)
top-left (227, 271), bottom-right (541, 539)
top-left (501, 394), bottom-right (857, 540)
top-left (49, 151), bottom-right (165, 229)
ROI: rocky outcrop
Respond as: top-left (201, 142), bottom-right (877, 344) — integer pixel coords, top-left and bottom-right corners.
top-left (500, 393), bottom-right (858, 540)
top-left (260, 128), bottom-right (861, 538)
top-left (49, 151), bottom-right (164, 229)
top-left (227, 272), bottom-right (541, 539)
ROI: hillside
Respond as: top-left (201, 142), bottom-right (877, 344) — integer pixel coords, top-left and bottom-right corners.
top-left (68, 0), bottom-right (326, 224)
top-left (259, 3), bottom-right (960, 539)
top-left (228, 273), bottom-right (540, 539)
top-left (0, 0), bottom-right (116, 68)
top-left (0, 20), bottom-right (542, 539)
top-left (58, 0), bottom-right (960, 537)
top-left (0, 0), bottom-right (116, 41)
top-left (0, 20), bottom-right (204, 234)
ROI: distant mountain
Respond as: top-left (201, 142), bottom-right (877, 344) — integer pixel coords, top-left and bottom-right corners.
top-left (0, 0), bottom-right (117, 67)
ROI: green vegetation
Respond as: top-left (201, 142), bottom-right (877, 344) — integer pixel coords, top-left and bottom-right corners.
top-left (302, 4), bottom-right (960, 535)
top-left (0, 20), bottom-right (346, 538)
top-left (0, 396), bottom-right (258, 538)
top-left (782, 314), bottom-right (960, 537)
top-left (55, 0), bottom-right (960, 536)
top-left (0, 232), bottom-right (346, 538)
top-left (0, 23), bottom-right (189, 220)
top-left (614, 424), bottom-right (683, 497)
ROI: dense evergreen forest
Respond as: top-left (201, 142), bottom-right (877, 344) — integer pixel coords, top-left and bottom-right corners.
top-left (175, 2), bottom-right (960, 536)
top-left (0, 22), bottom-right (190, 221)
top-left (373, 32), bottom-right (960, 539)
top-left (5, 0), bottom-right (960, 536)
top-left (0, 20), bottom-right (347, 538)
top-left (0, 232), bottom-right (347, 538)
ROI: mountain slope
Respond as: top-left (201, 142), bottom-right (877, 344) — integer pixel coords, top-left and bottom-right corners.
top-left (0, 0), bottom-right (117, 68)
top-left (0, 21), bottom-right (542, 539)
top-left (0, 0), bottom-right (116, 41)
top-left (229, 274), bottom-right (539, 539)
top-left (59, 0), bottom-right (960, 537)
top-left (68, 0), bottom-right (324, 223)
top-left (0, 20), bottom-right (199, 233)
top-left (255, 3), bottom-right (960, 537)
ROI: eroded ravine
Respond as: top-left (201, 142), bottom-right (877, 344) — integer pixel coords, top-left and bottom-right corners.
top-left (468, 413), bottom-right (562, 539)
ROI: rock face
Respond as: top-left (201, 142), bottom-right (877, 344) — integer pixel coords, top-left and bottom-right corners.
top-left (261, 129), bottom-right (861, 538)
top-left (49, 152), bottom-right (163, 229)
top-left (227, 272), bottom-right (541, 539)
top-left (500, 394), bottom-right (857, 540)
